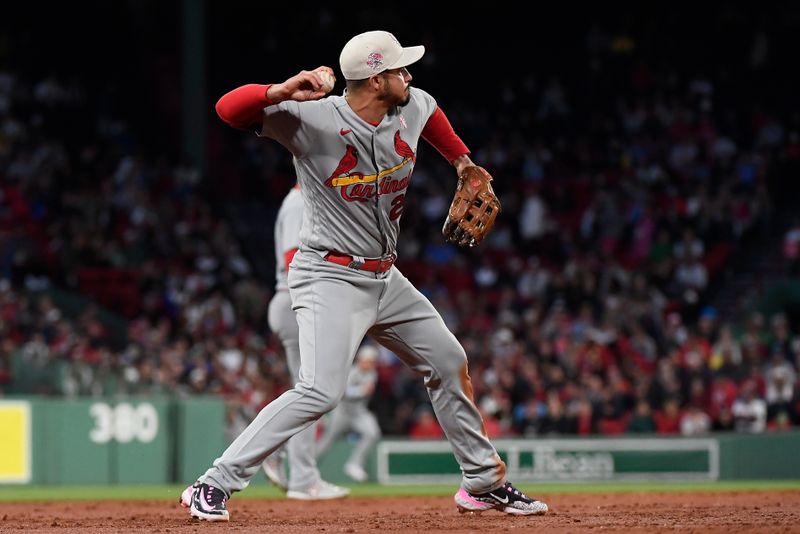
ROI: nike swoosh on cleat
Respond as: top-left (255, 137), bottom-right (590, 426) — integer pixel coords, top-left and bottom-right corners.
top-left (197, 486), bottom-right (212, 512)
top-left (489, 492), bottom-right (509, 504)
top-left (340, 128), bottom-right (353, 135)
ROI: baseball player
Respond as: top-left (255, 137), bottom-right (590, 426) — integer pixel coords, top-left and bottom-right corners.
top-left (182, 30), bottom-right (548, 521)
top-left (261, 183), bottom-right (350, 500)
top-left (315, 343), bottom-right (381, 482)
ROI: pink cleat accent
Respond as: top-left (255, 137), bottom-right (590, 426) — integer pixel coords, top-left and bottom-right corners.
top-left (179, 484), bottom-right (194, 508)
top-left (455, 488), bottom-right (494, 512)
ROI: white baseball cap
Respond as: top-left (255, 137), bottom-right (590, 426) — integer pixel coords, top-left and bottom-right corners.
top-left (356, 344), bottom-right (379, 362)
top-left (339, 30), bottom-right (425, 80)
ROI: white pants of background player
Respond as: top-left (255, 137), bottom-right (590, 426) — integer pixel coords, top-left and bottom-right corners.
top-left (315, 396), bottom-right (381, 481)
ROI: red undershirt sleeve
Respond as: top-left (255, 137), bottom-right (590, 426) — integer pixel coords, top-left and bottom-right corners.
top-left (283, 248), bottom-right (299, 272)
top-left (215, 84), bottom-right (275, 130)
top-left (421, 107), bottom-right (470, 163)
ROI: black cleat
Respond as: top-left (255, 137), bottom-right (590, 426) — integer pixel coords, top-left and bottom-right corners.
top-left (454, 481), bottom-right (548, 516)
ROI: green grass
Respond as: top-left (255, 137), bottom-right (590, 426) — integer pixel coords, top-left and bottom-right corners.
top-left (0, 480), bottom-right (798, 501)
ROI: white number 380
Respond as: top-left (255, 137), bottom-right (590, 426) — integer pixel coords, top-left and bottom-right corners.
top-left (89, 402), bottom-right (159, 443)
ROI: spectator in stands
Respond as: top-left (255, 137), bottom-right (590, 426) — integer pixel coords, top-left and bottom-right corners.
top-left (654, 397), bottom-right (682, 434)
top-left (768, 313), bottom-right (796, 361)
top-left (674, 256), bottom-right (708, 301)
top-left (626, 400), bottom-right (656, 433)
top-left (680, 403), bottom-right (712, 435)
top-left (710, 323), bottom-right (743, 373)
top-left (741, 312), bottom-right (769, 351)
top-left (782, 218), bottom-right (800, 275)
top-left (514, 398), bottom-right (540, 436)
top-left (519, 184), bottom-right (550, 253)
top-left (767, 410), bottom-right (793, 431)
top-left (764, 348), bottom-right (797, 421)
top-left (477, 402), bottom-right (506, 439)
top-left (713, 407), bottom-right (736, 431)
top-left (732, 380), bottom-right (768, 433)
top-left (573, 397), bottom-right (597, 435)
top-left (629, 320), bottom-right (658, 365)
top-left (408, 405), bottom-right (444, 439)
top-left (16, 333), bottom-right (54, 394)
top-left (537, 390), bottom-right (576, 435)
top-left (673, 228), bottom-right (705, 262)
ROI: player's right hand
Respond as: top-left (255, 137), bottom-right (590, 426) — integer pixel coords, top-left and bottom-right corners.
top-left (267, 67), bottom-right (334, 103)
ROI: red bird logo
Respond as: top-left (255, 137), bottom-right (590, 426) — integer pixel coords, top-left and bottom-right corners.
top-left (325, 144), bottom-right (359, 186)
top-left (394, 131), bottom-right (415, 162)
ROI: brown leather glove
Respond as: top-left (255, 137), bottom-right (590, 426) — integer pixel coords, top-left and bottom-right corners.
top-left (442, 165), bottom-right (501, 248)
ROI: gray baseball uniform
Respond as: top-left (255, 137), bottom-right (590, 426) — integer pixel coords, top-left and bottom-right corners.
top-left (266, 185), bottom-right (321, 491)
top-left (273, 185), bottom-right (303, 292)
top-left (201, 88), bottom-right (505, 495)
top-left (315, 351), bottom-right (381, 474)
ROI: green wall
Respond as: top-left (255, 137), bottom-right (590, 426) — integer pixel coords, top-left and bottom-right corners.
top-left (375, 434), bottom-right (800, 484)
top-left (717, 432), bottom-right (800, 479)
top-left (3, 397), bottom-right (797, 485)
top-left (5, 397), bottom-right (225, 485)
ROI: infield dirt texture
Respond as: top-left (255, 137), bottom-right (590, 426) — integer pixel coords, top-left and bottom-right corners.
top-left (2, 490), bottom-right (799, 532)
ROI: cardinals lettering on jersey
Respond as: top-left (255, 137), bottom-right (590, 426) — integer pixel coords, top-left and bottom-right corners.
top-left (325, 130), bottom-right (414, 204)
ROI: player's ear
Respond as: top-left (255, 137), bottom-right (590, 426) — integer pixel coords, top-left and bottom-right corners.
top-left (368, 74), bottom-right (383, 91)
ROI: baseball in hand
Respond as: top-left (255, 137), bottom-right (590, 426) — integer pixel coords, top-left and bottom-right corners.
top-left (319, 70), bottom-right (335, 93)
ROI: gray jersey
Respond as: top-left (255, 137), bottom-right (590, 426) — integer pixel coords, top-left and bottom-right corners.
top-left (273, 186), bottom-right (304, 290)
top-left (260, 88), bottom-right (436, 258)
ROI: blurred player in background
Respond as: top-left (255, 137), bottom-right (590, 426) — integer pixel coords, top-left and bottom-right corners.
top-left (261, 183), bottom-right (349, 500)
top-left (315, 344), bottom-right (382, 482)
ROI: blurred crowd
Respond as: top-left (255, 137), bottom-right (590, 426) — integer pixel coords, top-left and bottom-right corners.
top-left (2, 6), bottom-right (800, 439)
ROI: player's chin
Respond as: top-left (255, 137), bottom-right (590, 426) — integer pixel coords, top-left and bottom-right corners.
top-left (398, 91), bottom-right (411, 107)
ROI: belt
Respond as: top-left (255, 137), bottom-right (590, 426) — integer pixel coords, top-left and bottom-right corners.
top-left (324, 252), bottom-right (396, 273)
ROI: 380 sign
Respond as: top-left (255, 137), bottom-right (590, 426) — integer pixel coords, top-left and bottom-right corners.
top-left (88, 402), bottom-right (159, 443)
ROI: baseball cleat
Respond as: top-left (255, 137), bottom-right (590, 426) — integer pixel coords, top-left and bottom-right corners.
top-left (178, 482), bottom-right (196, 508)
top-left (286, 479), bottom-right (350, 501)
top-left (454, 481), bottom-right (548, 516)
top-left (189, 482), bottom-right (230, 522)
top-left (262, 453), bottom-right (289, 492)
top-left (344, 462), bottom-right (369, 483)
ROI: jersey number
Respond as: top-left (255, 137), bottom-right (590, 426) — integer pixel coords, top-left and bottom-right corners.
top-left (390, 194), bottom-right (405, 220)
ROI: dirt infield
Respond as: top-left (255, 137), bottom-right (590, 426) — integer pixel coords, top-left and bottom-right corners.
top-left (2, 490), bottom-right (799, 533)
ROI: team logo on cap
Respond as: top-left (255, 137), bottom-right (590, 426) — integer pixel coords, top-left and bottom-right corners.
top-left (366, 52), bottom-right (384, 70)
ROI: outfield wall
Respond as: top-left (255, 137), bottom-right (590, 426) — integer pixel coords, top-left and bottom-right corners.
top-left (376, 432), bottom-right (800, 484)
top-left (1, 398), bottom-right (798, 485)
top-left (0, 397), bottom-right (226, 485)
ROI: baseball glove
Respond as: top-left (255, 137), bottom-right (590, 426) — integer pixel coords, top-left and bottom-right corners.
top-left (442, 165), bottom-right (501, 248)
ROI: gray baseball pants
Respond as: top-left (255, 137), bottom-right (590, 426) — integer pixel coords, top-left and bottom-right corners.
top-left (266, 289), bottom-right (321, 491)
top-left (200, 250), bottom-right (505, 494)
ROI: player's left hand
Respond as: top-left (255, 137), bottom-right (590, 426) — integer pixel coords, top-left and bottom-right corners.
top-left (267, 67), bottom-right (335, 103)
top-left (442, 165), bottom-right (501, 248)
